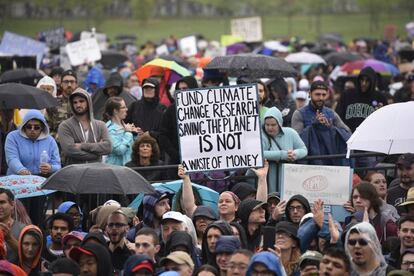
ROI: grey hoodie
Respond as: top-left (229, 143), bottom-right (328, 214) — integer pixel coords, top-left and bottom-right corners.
top-left (57, 88), bottom-right (112, 165)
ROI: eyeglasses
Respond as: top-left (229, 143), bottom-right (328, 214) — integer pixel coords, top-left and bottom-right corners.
top-left (347, 238), bottom-right (368, 246)
top-left (25, 124), bottom-right (42, 130)
top-left (402, 261), bottom-right (414, 267)
top-left (107, 222), bottom-right (127, 228)
top-left (288, 205), bottom-right (304, 211)
top-left (62, 80), bottom-right (76, 85)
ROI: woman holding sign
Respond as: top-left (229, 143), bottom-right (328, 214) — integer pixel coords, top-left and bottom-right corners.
top-left (262, 107), bottom-right (307, 193)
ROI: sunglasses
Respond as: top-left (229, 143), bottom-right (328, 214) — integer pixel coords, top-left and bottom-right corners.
top-left (25, 124), bottom-right (42, 130)
top-left (347, 238), bottom-right (368, 246)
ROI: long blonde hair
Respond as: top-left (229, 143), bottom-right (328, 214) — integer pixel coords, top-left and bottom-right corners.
top-left (283, 246), bottom-right (301, 275)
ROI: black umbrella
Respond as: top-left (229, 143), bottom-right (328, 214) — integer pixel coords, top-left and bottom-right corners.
top-left (319, 33), bottom-right (343, 44)
top-left (324, 52), bottom-right (363, 66)
top-left (99, 50), bottom-right (129, 70)
top-left (0, 68), bottom-right (44, 85)
top-left (398, 49), bottom-right (414, 62)
top-left (42, 163), bottom-right (155, 195)
top-left (204, 54), bottom-right (297, 78)
top-left (0, 83), bottom-right (58, 109)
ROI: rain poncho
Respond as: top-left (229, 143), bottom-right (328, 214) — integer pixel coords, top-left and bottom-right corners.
top-left (345, 222), bottom-right (389, 276)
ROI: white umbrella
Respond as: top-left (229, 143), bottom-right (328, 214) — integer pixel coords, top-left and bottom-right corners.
top-left (285, 52), bottom-right (326, 64)
top-left (346, 102), bottom-right (414, 156)
top-left (263, 41), bottom-right (290, 52)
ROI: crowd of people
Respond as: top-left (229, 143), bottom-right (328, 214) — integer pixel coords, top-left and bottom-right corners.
top-left (0, 32), bottom-right (413, 276)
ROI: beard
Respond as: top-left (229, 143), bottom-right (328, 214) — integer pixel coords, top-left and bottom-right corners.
top-left (73, 108), bottom-right (89, 116)
top-left (312, 99), bottom-right (324, 109)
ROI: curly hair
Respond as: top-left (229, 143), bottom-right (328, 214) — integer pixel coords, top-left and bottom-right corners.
top-left (130, 134), bottom-right (160, 164)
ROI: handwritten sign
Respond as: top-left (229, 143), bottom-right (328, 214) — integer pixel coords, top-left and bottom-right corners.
top-left (176, 84), bottom-right (263, 172)
top-left (65, 38), bottom-right (101, 66)
top-left (231, 17), bottom-right (263, 42)
top-left (280, 164), bottom-right (352, 205)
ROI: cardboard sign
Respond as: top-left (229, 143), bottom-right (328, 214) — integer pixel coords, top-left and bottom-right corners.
top-left (231, 17), bottom-right (263, 42)
top-left (65, 38), bottom-right (101, 66)
top-left (280, 163), bottom-right (353, 222)
top-left (178, 36), bottom-right (198, 57)
top-left (39, 27), bottom-right (66, 50)
top-left (176, 84), bottom-right (263, 172)
top-left (0, 31), bottom-right (46, 68)
top-left (280, 164), bottom-right (352, 206)
top-left (80, 31), bottom-right (108, 51)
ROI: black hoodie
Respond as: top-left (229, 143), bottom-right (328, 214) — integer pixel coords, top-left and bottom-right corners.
top-left (285, 194), bottom-right (311, 223)
top-left (124, 77), bottom-right (166, 132)
top-left (92, 72), bottom-right (137, 120)
top-left (158, 76), bottom-right (199, 164)
top-left (165, 231), bottom-right (201, 269)
top-left (201, 220), bottom-right (233, 268)
top-left (336, 66), bottom-right (387, 132)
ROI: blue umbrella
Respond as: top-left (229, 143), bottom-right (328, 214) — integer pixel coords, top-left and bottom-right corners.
top-left (0, 175), bottom-right (56, 199)
top-left (128, 180), bottom-right (219, 213)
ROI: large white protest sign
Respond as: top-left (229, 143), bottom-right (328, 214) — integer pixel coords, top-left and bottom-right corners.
top-left (179, 36), bottom-right (198, 57)
top-left (281, 164), bottom-right (352, 206)
top-left (80, 31), bottom-right (108, 50)
top-left (176, 84), bottom-right (263, 172)
top-left (65, 38), bottom-right (101, 66)
top-left (231, 17), bottom-right (263, 42)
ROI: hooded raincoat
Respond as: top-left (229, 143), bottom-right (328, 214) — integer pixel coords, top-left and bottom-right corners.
top-left (18, 225), bottom-right (43, 275)
top-left (262, 107), bottom-right (307, 192)
top-left (5, 110), bottom-right (61, 175)
top-left (246, 251), bottom-right (286, 276)
top-left (57, 88), bottom-right (112, 165)
top-left (125, 77), bottom-right (166, 134)
top-left (345, 222), bottom-right (390, 276)
top-left (92, 72), bottom-right (136, 120)
top-left (336, 66), bottom-right (387, 132)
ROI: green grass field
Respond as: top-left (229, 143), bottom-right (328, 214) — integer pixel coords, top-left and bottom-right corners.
top-left (0, 12), bottom-right (411, 45)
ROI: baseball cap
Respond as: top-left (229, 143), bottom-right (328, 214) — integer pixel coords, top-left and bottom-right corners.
top-left (161, 211), bottom-right (186, 224)
top-left (215, 236), bottom-right (241, 254)
top-left (397, 153), bottom-right (414, 168)
top-left (310, 80), bottom-right (329, 92)
top-left (142, 82), bottom-right (156, 88)
top-left (62, 231), bottom-right (85, 246)
top-left (192, 206), bottom-right (217, 221)
top-left (61, 69), bottom-right (77, 81)
top-left (159, 251), bottom-right (194, 269)
top-left (299, 250), bottom-right (323, 269)
top-left (295, 91), bottom-right (308, 100)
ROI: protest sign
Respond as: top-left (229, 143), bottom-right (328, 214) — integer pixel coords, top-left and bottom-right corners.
top-left (231, 17), bottom-right (263, 42)
top-left (39, 27), bottom-right (66, 50)
top-left (65, 38), bottom-right (101, 66)
top-left (176, 84), bottom-right (263, 172)
top-left (280, 163), bottom-right (352, 222)
top-left (80, 31), bottom-right (108, 50)
top-left (280, 163), bottom-right (352, 205)
top-left (156, 44), bottom-right (169, 56)
top-left (0, 31), bottom-right (46, 68)
top-left (178, 36), bottom-right (198, 57)
top-left (220, 35), bottom-right (243, 47)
